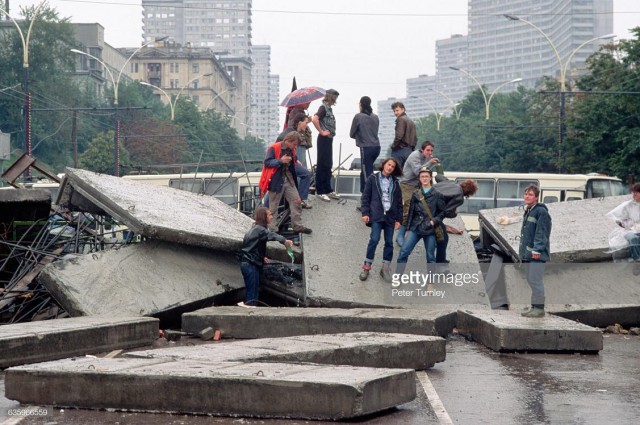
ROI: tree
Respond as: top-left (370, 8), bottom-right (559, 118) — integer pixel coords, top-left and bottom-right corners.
top-left (78, 131), bottom-right (130, 175)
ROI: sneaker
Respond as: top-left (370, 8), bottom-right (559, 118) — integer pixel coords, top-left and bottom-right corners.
top-left (359, 264), bottom-right (371, 281)
top-left (293, 226), bottom-right (312, 235)
top-left (301, 200), bottom-right (312, 209)
top-left (521, 307), bottom-right (545, 318)
top-left (328, 192), bottom-right (341, 200)
top-left (380, 264), bottom-right (392, 283)
top-left (317, 194), bottom-right (331, 202)
top-left (237, 301), bottom-right (256, 308)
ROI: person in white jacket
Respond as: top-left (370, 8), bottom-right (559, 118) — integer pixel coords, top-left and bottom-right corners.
top-left (607, 182), bottom-right (640, 274)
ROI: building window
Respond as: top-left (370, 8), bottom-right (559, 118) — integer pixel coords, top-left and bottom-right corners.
top-left (193, 80), bottom-right (200, 89)
top-left (192, 63), bottom-right (199, 73)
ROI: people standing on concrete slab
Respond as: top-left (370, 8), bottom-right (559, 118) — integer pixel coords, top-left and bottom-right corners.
top-left (350, 96), bottom-right (381, 196)
top-left (312, 89), bottom-right (341, 202)
top-left (258, 132), bottom-right (312, 235)
top-left (606, 183), bottom-right (640, 275)
top-left (390, 101), bottom-right (417, 170)
top-left (359, 158), bottom-right (403, 282)
top-left (519, 185), bottom-right (552, 318)
top-left (277, 113), bottom-right (313, 209)
top-left (395, 167), bottom-right (446, 276)
top-left (396, 141), bottom-right (441, 247)
top-left (432, 178), bottom-right (478, 269)
top-left (238, 206), bottom-right (294, 307)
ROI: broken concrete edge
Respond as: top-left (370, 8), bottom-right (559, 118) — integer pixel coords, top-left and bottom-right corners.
top-left (4, 359), bottom-right (417, 420)
top-left (550, 305), bottom-right (640, 328)
top-left (0, 317), bottom-right (159, 369)
top-left (455, 309), bottom-right (603, 353)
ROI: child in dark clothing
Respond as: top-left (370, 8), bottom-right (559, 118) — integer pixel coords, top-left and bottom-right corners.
top-left (238, 207), bottom-right (293, 307)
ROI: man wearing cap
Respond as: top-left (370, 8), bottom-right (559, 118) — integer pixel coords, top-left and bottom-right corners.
top-left (350, 95), bottom-right (381, 195)
top-left (312, 89), bottom-right (341, 202)
top-left (390, 101), bottom-right (417, 169)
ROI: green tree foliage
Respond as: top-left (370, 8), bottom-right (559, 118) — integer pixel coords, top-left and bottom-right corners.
top-left (78, 131), bottom-right (129, 174)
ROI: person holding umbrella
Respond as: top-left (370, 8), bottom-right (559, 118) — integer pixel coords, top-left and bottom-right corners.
top-left (312, 89), bottom-right (341, 202)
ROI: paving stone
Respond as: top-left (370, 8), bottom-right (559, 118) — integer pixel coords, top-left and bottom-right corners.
top-left (182, 306), bottom-right (457, 338)
top-left (456, 309), bottom-right (603, 352)
top-left (0, 316), bottom-right (158, 368)
top-left (4, 357), bottom-right (416, 420)
top-left (126, 331), bottom-right (446, 370)
top-left (37, 239), bottom-right (243, 317)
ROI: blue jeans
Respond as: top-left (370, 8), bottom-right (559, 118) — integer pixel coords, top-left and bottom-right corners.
top-left (360, 146), bottom-right (381, 193)
top-left (391, 146), bottom-right (413, 170)
top-left (240, 262), bottom-right (260, 306)
top-left (524, 260), bottom-right (545, 307)
top-left (295, 163), bottom-right (311, 201)
top-left (365, 219), bottom-right (395, 264)
top-left (625, 232), bottom-right (640, 260)
top-left (397, 231), bottom-right (437, 264)
top-left (297, 145), bottom-right (308, 169)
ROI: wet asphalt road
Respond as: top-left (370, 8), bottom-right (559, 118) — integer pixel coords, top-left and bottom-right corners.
top-left (1, 334), bottom-right (639, 425)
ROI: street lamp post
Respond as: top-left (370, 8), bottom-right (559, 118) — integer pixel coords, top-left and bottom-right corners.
top-left (141, 73), bottom-right (213, 121)
top-left (504, 14), bottom-right (615, 170)
top-left (450, 67), bottom-right (521, 120)
top-left (0, 0), bottom-right (46, 180)
top-left (409, 96), bottom-right (444, 131)
top-left (426, 87), bottom-right (462, 119)
top-left (204, 87), bottom-right (236, 111)
top-left (71, 36), bottom-right (167, 176)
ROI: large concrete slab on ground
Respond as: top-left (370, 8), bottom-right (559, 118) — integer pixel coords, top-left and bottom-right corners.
top-left (300, 198), bottom-right (487, 308)
top-left (0, 316), bottom-right (158, 369)
top-left (0, 188), bottom-right (51, 221)
top-left (58, 168), bottom-right (254, 251)
top-left (490, 263), bottom-right (640, 327)
top-left (37, 239), bottom-right (243, 317)
top-left (479, 195), bottom-right (629, 262)
top-left (127, 332), bottom-right (446, 370)
top-left (456, 309), bottom-right (603, 352)
top-left (183, 306), bottom-right (457, 338)
top-left (5, 357), bottom-right (416, 420)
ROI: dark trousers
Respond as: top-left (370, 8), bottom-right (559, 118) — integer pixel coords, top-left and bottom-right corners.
top-left (391, 146), bottom-right (413, 170)
top-left (360, 146), bottom-right (381, 193)
top-left (240, 261), bottom-right (260, 306)
top-left (316, 134), bottom-right (333, 195)
top-left (436, 225), bottom-right (449, 263)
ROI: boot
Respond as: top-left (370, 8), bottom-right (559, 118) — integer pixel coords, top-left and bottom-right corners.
top-left (521, 307), bottom-right (545, 318)
top-left (380, 263), bottom-right (393, 283)
top-left (359, 264), bottom-right (371, 281)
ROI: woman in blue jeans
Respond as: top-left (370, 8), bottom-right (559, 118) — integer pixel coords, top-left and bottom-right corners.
top-left (359, 158), bottom-right (403, 282)
top-left (395, 167), bottom-right (446, 275)
top-left (238, 207), bottom-right (293, 307)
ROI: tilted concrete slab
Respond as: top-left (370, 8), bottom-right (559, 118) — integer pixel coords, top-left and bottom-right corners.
top-left (300, 199), bottom-right (487, 308)
top-left (5, 357), bottom-right (416, 420)
top-left (37, 239), bottom-right (243, 317)
top-left (126, 332), bottom-right (446, 370)
top-left (0, 188), bottom-right (51, 222)
top-left (0, 316), bottom-right (158, 369)
top-left (182, 306), bottom-right (457, 338)
top-left (456, 309), bottom-right (603, 352)
top-left (479, 195), bottom-right (629, 262)
top-left (58, 168), bottom-right (254, 251)
top-left (488, 263), bottom-right (640, 327)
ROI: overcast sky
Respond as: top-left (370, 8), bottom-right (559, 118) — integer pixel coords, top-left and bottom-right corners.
top-left (13, 1), bottom-right (640, 166)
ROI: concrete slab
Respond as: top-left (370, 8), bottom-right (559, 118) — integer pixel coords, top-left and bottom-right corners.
top-left (182, 306), bottom-right (457, 338)
top-left (486, 263), bottom-right (640, 326)
top-left (5, 357), bottom-right (416, 420)
top-left (37, 239), bottom-right (243, 317)
top-left (0, 316), bottom-right (158, 369)
top-left (300, 198), bottom-right (487, 308)
top-left (479, 195), bottom-right (629, 262)
top-left (0, 188), bottom-right (51, 221)
top-left (57, 168), bottom-right (254, 251)
top-left (126, 332), bottom-right (446, 370)
top-left (456, 309), bottom-right (603, 352)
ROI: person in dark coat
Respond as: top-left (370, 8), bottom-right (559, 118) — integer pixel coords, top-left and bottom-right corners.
top-left (359, 158), bottom-right (403, 282)
top-left (395, 167), bottom-right (447, 275)
top-left (238, 207), bottom-right (294, 307)
top-left (350, 96), bottom-right (381, 194)
top-left (519, 185), bottom-right (552, 318)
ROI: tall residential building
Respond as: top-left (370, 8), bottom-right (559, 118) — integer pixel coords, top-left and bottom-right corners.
top-left (467, 0), bottom-right (613, 92)
top-left (434, 34), bottom-right (469, 113)
top-left (251, 46), bottom-right (279, 144)
top-left (404, 75), bottom-right (438, 121)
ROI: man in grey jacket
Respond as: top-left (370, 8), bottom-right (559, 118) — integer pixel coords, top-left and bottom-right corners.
top-left (350, 96), bottom-right (381, 193)
top-left (390, 101), bottom-right (417, 169)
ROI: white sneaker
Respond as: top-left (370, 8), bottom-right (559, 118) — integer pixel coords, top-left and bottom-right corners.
top-left (328, 192), bottom-right (341, 200)
top-left (317, 194), bottom-right (331, 202)
top-left (237, 301), bottom-right (256, 308)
